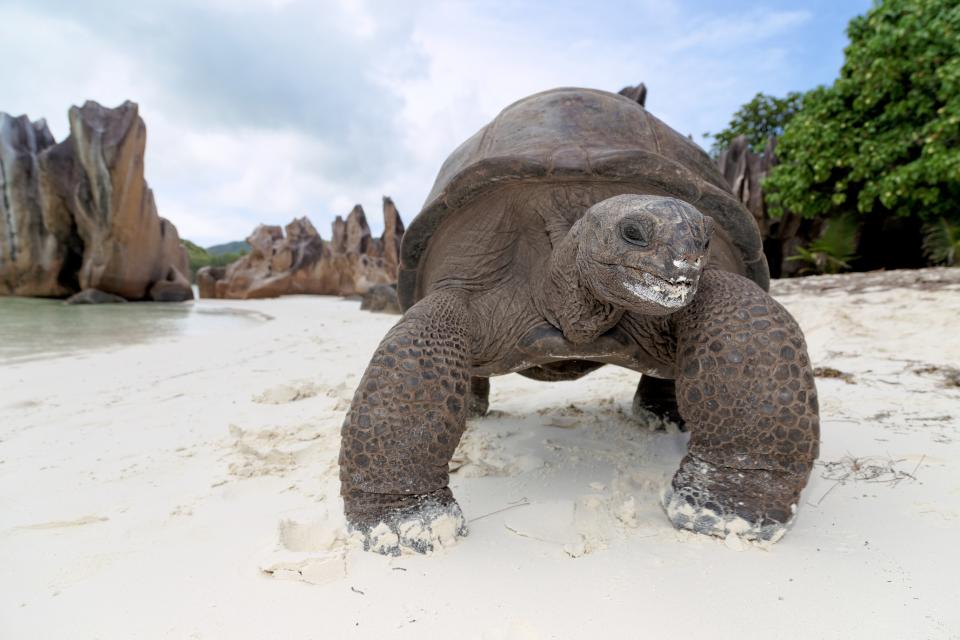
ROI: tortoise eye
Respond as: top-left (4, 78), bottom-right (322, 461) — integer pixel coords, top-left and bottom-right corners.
top-left (620, 221), bottom-right (649, 247)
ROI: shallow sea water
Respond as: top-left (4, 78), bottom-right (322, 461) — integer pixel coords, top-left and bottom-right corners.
top-left (0, 296), bottom-right (270, 363)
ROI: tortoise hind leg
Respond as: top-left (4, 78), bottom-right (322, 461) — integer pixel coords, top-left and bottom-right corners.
top-left (632, 375), bottom-right (686, 431)
top-left (339, 290), bottom-right (473, 555)
top-left (468, 377), bottom-right (490, 417)
top-left (665, 271), bottom-right (819, 542)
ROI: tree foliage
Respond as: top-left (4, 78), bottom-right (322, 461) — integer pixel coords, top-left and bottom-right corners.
top-left (765, 0), bottom-right (960, 221)
top-left (707, 92), bottom-right (803, 155)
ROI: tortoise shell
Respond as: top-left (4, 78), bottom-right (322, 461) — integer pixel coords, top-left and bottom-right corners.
top-left (398, 87), bottom-right (768, 310)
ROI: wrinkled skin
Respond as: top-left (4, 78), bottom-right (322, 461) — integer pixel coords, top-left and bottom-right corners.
top-left (574, 195), bottom-right (713, 317)
top-left (340, 194), bottom-right (819, 554)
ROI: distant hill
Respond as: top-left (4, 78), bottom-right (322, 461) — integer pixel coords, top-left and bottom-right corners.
top-left (181, 239), bottom-right (248, 282)
top-left (206, 241), bottom-right (250, 256)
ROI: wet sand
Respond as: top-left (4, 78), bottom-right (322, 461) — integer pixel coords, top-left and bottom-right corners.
top-left (0, 297), bottom-right (269, 363)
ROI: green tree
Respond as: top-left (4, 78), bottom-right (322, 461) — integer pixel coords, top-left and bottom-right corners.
top-left (765, 0), bottom-right (960, 222)
top-left (707, 92), bottom-right (803, 155)
top-left (181, 239), bottom-right (246, 281)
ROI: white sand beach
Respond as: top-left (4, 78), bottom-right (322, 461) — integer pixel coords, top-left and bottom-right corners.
top-left (2, 269), bottom-right (959, 639)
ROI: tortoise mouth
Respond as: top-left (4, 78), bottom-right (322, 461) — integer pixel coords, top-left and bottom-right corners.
top-left (622, 269), bottom-right (698, 309)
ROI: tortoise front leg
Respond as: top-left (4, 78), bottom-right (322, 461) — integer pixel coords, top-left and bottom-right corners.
top-left (339, 290), bottom-right (472, 555)
top-left (665, 270), bottom-right (820, 542)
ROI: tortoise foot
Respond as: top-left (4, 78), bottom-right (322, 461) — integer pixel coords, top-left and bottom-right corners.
top-left (345, 488), bottom-right (468, 556)
top-left (662, 455), bottom-right (800, 543)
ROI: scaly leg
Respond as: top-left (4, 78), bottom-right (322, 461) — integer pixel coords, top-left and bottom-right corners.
top-left (664, 270), bottom-right (819, 542)
top-left (340, 290), bottom-right (473, 554)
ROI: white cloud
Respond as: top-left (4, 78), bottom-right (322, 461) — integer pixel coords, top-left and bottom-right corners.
top-left (382, 2), bottom-right (815, 212)
top-left (668, 10), bottom-right (812, 52)
top-left (0, 0), bottom-right (828, 246)
top-left (0, 7), bottom-right (156, 139)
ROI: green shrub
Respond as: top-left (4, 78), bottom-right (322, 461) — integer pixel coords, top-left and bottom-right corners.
top-left (922, 217), bottom-right (960, 266)
top-left (787, 215), bottom-right (860, 274)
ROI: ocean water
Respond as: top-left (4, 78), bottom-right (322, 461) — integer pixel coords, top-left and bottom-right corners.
top-left (0, 297), bottom-right (270, 363)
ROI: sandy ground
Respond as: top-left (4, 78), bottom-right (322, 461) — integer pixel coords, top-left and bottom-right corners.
top-left (1, 269), bottom-right (959, 639)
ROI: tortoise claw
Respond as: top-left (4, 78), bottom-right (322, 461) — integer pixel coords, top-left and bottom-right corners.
top-left (345, 489), bottom-right (468, 556)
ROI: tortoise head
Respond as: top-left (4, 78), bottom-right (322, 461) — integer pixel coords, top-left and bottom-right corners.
top-left (576, 194), bottom-right (714, 315)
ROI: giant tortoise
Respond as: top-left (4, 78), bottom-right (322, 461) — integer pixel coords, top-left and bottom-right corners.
top-left (339, 87), bottom-right (819, 554)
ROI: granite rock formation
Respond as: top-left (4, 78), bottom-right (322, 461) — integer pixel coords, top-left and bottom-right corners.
top-left (198, 197), bottom-right (405, 300)
top-left (716, 135), bottom-right (822, 278)
top-left (196, 265), bottom-right (226, 299)
top-left (0, 101), bottom-right (193, 301)
top-left (0, 113), bottom-right (69, 297)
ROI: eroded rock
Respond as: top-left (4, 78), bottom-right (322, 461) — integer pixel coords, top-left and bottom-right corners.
top-left (0, 113), bottom-right (75, 297)
top-left (0, 101), bottom-right (193, 301)
top-left (200, 198), bottom-right (405, 300)
top-left (716, 135), bottom-right (822, 278)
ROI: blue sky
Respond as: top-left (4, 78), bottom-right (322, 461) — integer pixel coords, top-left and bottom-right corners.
top-left (0, 0), bottom-right (873, 245)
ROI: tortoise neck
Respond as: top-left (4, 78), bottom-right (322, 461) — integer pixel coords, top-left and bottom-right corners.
top-left (539, 222), bottom-right (623, 344)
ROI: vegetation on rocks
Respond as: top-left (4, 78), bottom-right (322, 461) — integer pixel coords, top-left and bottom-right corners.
top-left (183, 240), bottom-right (248, 280)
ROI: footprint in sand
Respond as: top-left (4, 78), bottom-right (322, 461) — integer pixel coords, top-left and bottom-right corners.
top-left (252, 382), bottom-right (322, 404)
top-left (449, 425), bottom-right (542, 477)
top-left (258, 512), bottom-right (351, 586)
top-left (225, 424), bottom-right (337, 480)
top-left (16, 515), bottom-right (109, 530)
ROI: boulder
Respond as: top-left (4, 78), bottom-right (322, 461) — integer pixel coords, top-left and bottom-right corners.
top-left (196, 265), bottom-right (227, 299)
top-left (148, 265), bottom-right (194, 302)
top-left (0, 101), bottom-right (193, 301)
top-left (360, 283), bottom-right (401, 314)
top-left (200, 199), bottom-right (405, 300)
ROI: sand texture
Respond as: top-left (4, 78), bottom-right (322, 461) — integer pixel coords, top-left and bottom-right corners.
top-left (1, 269), bottom-right (959, 639)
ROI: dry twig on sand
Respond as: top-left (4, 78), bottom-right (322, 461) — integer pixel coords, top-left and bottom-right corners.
top-left (469, 497), bottom-right (531, 523)
top-left (813, 454), bottom-right (924, 505)
top-left (913, 364), bottom-right (960, 388)
top-left (813, 366), bottom-right (857, 384)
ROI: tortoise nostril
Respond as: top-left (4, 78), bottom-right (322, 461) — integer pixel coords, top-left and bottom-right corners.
top-left (669, 252), bottom-right (705, 276)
